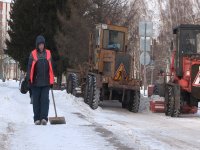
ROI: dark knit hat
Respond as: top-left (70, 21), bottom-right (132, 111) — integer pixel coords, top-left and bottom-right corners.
top-left (36, 35), bottom-right (45, 48)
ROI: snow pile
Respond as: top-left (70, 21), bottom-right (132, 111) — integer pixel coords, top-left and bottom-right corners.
top-left (140, 88), bottom-right (148, 97)
top-left (0, 80), bottom-right (9, 87)
top-left (139, 88), bottom-right (150, 112)
top-left (139, 94), bottom-right (150, 112)
top-left (150, 95), bottom-right (165, 102)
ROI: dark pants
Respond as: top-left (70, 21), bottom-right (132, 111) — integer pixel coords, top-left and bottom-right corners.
top-left (29, 89), bottom-right (33, 104)
top-left (31, 86), bottom-right (50, 122)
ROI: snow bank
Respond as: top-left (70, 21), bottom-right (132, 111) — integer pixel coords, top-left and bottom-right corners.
top-left (139, 95), bottom-right (150, 112)
top-left (0, 80), bottom-right (117, 150)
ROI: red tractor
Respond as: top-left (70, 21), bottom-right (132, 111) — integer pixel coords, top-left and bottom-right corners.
top-left (165, 24), bottom-right (200, 117)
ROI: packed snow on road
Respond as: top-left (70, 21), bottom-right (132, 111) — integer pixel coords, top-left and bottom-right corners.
top-left (1, 80), bottom-right (200, 150)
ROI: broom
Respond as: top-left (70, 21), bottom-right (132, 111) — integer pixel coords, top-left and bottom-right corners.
top-left (49, 89), bottom-right (66, 124)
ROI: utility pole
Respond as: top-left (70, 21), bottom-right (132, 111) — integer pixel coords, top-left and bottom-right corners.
top-left (150, 39), bottom-right (154, 85)
top-left (143, 23), bottom-right (147, 96)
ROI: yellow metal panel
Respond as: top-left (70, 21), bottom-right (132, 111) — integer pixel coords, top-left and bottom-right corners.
top-left (98, 50), bottom-right (115, 75)
top-left (107, 24), bottom-right (128, 34)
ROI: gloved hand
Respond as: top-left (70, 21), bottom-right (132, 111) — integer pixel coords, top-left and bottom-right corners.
top-left (50, 84), bottom-right (53, 89)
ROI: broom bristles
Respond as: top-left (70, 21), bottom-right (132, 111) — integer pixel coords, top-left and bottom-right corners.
top-left (49, 117), bottom-right (66, 124)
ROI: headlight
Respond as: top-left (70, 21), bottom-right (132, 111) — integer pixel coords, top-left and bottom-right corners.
top-left (185, 70), bottom-right (190, 77)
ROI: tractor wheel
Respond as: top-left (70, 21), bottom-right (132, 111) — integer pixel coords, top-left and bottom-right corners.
top-left (168, 86), bottom-right (180, 117)
top-left (66, 73), bottom-right (78, 96)
top-left (172, 109), bottom-right (180, 117)
top-left (84, 75), bottom-right (92, 104)
top-left (172, 100), bottom-right (180, 117)
top-left (168, 86), bottom-right (175, 116)
top-left (165, 85), bottom-right (170, 116)
top-left (128, 90), bottom-right (140, 113)
top-left (88, 76), bottom-right (100, 110)
top-left (165, 85), bottom-right (180, 117)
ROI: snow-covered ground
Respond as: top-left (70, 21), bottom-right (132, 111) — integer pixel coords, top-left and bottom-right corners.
top-left (1, 80), bottom-right (200, 150)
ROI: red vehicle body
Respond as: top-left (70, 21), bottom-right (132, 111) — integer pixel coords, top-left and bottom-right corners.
top-left (165, 24), bottom-right (200, 117)
top-left (171, 51), bottom-right (200, 94)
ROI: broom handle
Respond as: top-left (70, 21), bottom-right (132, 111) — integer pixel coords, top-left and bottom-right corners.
top-left (51, 89), bottom-right (58, 117)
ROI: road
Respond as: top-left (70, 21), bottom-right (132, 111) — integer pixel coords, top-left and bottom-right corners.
top-left (98, 101), bottom-right (200, 150)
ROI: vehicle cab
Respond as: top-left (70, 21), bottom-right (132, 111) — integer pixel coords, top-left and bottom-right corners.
top-left (93, 23), bottom-right (129, 79)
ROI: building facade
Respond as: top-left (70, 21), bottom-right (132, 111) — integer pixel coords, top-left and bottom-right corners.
top-left (0, 1), bottom-right (11, 48)
top-left (0, 1), bottom-right (19, 80)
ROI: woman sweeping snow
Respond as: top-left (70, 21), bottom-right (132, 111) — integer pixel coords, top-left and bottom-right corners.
top-left (26, 35), bottom-right (54, 125)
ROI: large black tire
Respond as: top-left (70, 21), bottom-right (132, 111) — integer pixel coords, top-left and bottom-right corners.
top-left (165, 85), bottom-right (170, 116)
top-left (88, 76), bottom-right (100, 110)
top-left (66, 73), bottom-right (78, 96)
top-left (172, 109), bottom-right (180, 117)
top-left (168, 85), bottom-right (180, 117)
top-left (167, 86), bottom-right (174, 116)
top-left (84, 75), bottom-right (92, 104)
top-left (128, 90), bottom-right (140, 113)
top-left (169, 89), bottom-right (175, 117)
top-left (170, 103), bottom-right (180, 117)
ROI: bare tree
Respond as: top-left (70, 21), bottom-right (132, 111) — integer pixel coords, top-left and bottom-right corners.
top-left (151, 0), bottom-right (195, 82)
top-left (55, 0), bottom-right (130, 69)
top-left (123, 0), bottom-right (148, 79)
top-left (0, 24), bottom-right (6, 80)
top-left (55, 0), bottom-right (154, 86)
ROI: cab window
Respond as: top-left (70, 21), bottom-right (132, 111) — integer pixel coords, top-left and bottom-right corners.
top-left (103, 30), bottom-right (125, 51)
top-left (197, 33), bottom-right (200, 53)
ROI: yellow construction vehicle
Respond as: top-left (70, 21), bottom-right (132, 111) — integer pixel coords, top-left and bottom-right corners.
top-left (66, 23), bottom-right (141, 112)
